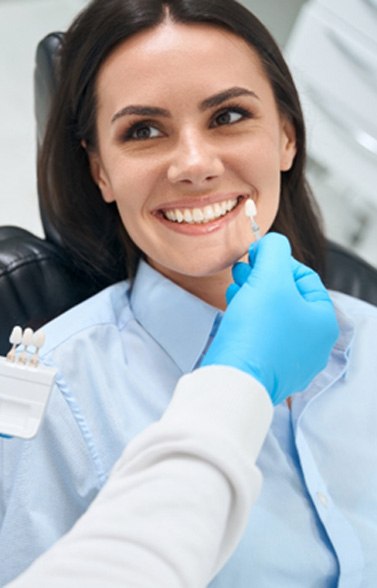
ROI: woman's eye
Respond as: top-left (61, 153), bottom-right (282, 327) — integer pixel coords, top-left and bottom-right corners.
top-left (125, 123), bottom-right (162, 141)
top-left (212, 109), bottom-right (245, 127)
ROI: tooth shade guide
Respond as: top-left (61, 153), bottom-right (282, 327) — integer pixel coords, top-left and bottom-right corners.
top-left (4, 326), bottom-right (47, 368)
top-left (9, 326), bottom-right (23, 346)
top-left (32, 330), bottom-right (45, 350)
top-left (29, 331), bottom-right (46, 367)
top-left (21, 328), bottom-right (34, 349)
top-left (244, 198), bottom-right (261, 240)
top-left (251, 222), bottom-right (261, 240)
top-left (1, 327), bottom-right (56, 438)
top-left (6, 326), bottom-right (23, 362)
top-left (17, 328), bottom-right (34, 364)
top-left (244, 198), bottom-right (257, 218)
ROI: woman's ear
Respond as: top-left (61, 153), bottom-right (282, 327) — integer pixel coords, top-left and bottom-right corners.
top-left (81, 140), bottom-right (115, 203)
top-left (279, 117), bottom-right (297, 172)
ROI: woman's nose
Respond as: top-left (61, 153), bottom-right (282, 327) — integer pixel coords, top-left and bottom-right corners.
top-left (167, 130), bottom-right (224, 185)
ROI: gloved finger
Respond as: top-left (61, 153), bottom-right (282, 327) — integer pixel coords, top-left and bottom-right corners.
top-left (245, 232), bottom-right (292, 286)
top-left (291, 258), bottom-right (332, 303)
top-left (232, 262), bottom-right (251, 286)
top-left (292, 258), bottom-right (339, 343)
top-left (226, 283), bottom-right (240, 305)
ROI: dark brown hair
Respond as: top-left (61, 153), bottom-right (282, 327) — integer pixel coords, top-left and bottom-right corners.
top-left (38, 0), bottom-right (325, 286)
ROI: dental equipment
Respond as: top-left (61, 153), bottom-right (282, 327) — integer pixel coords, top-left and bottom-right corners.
top-left (244, 198), bottom-right (261, 240)
top-left (0, 327), bottom-right (56, 439)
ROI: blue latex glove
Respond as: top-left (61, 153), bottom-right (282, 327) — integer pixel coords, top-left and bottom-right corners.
top-left (201, 233), bottom-right (339, 405)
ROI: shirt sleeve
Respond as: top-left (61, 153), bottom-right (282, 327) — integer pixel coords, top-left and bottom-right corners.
top-left (6, 365), bottom-right (272, 588)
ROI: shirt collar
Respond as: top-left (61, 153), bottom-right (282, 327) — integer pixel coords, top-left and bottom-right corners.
top-left (332, 295), bottom-right (355, 358)
top-left (130, 264), bottom-right (356, 399)
top-left (129, 260), bottom-right (220, 374)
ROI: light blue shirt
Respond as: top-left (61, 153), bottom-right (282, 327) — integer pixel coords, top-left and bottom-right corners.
top-left (1, 260), bottom-right (376, 587)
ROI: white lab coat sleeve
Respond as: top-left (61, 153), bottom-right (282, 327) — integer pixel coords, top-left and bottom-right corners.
top-left (7, 365), bottom-right (272, 588)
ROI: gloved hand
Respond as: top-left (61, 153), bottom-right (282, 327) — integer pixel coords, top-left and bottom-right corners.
top-left (201, 233), bottom-right (339, 405)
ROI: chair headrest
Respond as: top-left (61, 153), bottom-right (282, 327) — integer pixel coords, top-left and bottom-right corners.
top-left (34, 32), bottom-right (64, 245)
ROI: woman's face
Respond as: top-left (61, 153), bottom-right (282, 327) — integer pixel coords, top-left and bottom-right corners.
top-left (90, 21), bottom-right (296, 293)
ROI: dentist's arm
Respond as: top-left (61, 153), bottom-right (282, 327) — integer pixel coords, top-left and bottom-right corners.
top-left (7, 233), bottom-right (338, 588)
top-left (7, 366), bottom-right (269, 588)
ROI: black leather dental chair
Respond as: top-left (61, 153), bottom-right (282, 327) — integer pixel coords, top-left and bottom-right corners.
top-left (0, 33), bottom-right (100, 355)
top-left (1, 32), bottom-right (377, 356)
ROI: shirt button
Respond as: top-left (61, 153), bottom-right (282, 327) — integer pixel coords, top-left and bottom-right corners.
top-left (316, 491), bottom-right (329, 508)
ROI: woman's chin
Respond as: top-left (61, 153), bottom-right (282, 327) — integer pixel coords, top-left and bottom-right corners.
top-left (148, 251), bottom-right (247, 282)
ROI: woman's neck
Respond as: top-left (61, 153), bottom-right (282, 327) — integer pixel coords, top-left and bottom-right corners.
top-left (149, 264), bottom-right (233, 311)
top-left (177, 271), bottom-right (232, 310)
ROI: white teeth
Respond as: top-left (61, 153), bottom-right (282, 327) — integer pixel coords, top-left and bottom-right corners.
top-left (203, 206), bottom-right (215, 221)
top-left (176, 210), bottom-right (184, 223)
top-left (183, 209), bottom-right (193, 223)
top-left (163, 198), bottom-right (239, 224)
top-left (193, 208), bottom-right (204, 222)
top-left (165, 210), bottom-right (175, 221)
top-left (214, 203), bottom-right (222, 217)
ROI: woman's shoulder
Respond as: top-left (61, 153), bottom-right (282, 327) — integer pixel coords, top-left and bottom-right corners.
top-left (331, 291), bottom-right (377, 363)
top-left (330, 290), bottom-right (377, 321)
top-left (39, 280), bottom-right (132, 359)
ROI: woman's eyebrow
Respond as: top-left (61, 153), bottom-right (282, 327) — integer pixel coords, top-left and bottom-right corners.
top-left (200, 87), bottom-right (259, 110)
top-left (110, 87), bottom-right (258, 123)
top-left (111, 105), bottom-right (171, 124)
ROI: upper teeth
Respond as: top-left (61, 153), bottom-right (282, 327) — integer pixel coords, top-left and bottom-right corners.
top-left (163, 198), bottom-right (238, 224)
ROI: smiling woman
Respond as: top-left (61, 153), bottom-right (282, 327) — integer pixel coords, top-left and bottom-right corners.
top-left (38, 0), bottom-right (324, 290)
top-left (85, 21), bottom-right (296, 305)
top-left (1, 0), bottom-right (377, 587)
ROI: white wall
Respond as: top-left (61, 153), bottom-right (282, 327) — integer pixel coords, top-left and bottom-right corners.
top-left (241, 0), bottom-right (307, 46)
top-left (0, 0), bottom-right (86, 236)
